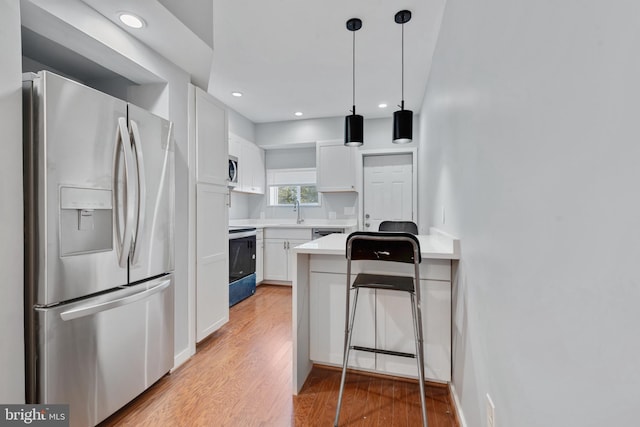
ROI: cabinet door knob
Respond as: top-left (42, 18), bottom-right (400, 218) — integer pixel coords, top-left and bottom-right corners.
top-left (365, 222), bottom-right (370, 228)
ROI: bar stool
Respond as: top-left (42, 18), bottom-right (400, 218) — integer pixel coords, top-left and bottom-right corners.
top-left (379, 220), bottom-right (419, 234)
top-left (334, 231), bottom-right (427, 427)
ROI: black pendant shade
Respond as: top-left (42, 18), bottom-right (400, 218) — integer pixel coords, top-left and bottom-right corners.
top-left (393, 10), bottom-right (412, 144)
top-left (393, 108), bottom-right (413, 144)
top-left (345, 112), bottom-right (364, 146)
top-left (345, 18), bottom-right (363, 146)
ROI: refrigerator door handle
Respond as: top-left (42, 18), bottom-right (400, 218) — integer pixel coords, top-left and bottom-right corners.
top-left (114, 117), bottom-right (136, 268)
top-left (129, 120), bottom-right (146, 266)
top-left (58, 279), bottom-right (171, 321)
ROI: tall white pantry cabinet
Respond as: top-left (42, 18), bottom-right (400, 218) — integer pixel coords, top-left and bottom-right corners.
top-left (190, 85), bottom-right (230, 342)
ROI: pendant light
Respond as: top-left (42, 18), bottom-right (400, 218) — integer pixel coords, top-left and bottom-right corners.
top-left (345, 18), bottom-right (363, 146)
top-left (393, 10), bottom-right (412, 144)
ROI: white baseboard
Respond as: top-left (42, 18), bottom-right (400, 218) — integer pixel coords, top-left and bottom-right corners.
top-left (449, 383), bottom-right (468, 427)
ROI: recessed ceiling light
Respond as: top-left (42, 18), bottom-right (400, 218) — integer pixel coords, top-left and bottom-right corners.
top-left (294, 112), bottom-right (303, 117)
top-left (378, 103), bottom-right (388, 109)
top-left (231, 92), bottom-right (243, 97)
top-left (119, 12), bottom-right (145, 29)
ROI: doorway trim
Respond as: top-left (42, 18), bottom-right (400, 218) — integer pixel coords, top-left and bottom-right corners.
top-left (356, 147), bottom-right (418, 232)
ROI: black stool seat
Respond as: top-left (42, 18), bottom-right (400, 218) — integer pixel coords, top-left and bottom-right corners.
top-left (353, 273), bottom-right (415, 292)
top-left (379, 220), bottom-right (419, 234)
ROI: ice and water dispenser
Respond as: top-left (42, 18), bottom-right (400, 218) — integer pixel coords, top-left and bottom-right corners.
top-left (59, 187), bottom-right (113, 256)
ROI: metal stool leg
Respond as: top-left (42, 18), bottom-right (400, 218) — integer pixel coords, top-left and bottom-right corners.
top-left (334, 288), bottom-right (360, 427)
top-left (411, 293), bottom-right (428, 427)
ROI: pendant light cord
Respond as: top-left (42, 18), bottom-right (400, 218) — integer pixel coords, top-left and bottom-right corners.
top-left (352, 29), bottom-right (356, 114)
top-left (401, 21), bottom-right (405, 110)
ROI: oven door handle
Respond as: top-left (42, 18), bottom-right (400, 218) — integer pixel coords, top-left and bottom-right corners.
top-left (229, 230), bottom-right (257, 240)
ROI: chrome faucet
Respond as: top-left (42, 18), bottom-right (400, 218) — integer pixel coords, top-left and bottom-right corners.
top-left (294, 199), bottom-right (304, 224)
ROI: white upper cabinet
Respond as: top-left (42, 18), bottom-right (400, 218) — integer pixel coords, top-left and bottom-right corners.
top-left (229, 133), bottom-right (265, 194)
top-left (195, 87), bottom-right (228, 186)
top-left (316, 140), bottom-right (356, 192)
top-left (228, 136), bottom-right (240, 158)
top-left (242, 141), bottom-right (265, 194)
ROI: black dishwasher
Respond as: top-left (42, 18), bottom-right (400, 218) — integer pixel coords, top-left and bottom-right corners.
top-left (311, 227), bottom-right (345, 239)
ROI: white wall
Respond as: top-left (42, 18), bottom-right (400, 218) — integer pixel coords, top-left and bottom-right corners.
top-left (22, 56), bottom-right (135, 101)
top-left (251, 116), bottom-right (416, 221)
top-left (228, 107), bottom-right (256, 143)
top-left (420, 1), bottom-right (640, 426)
top-left (251, 146), bottom-right (356, 220)
top-left (247, 192), bottom-right (358, 222)
top-left (257, 117), bottom-right (343, 146)
top-left (256, 115), bottom-right (419, 150)
top-left (237, 145), bottom-right (359, 221)
top-left (228, 192), bottom-right (251, 219)
top-left (265, 147), bottom-right (316, 169)
top-left (0, 0), bottom-right (25, 403)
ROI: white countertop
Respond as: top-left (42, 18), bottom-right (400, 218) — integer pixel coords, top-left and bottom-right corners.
top-left (292, 228), bottom-right (460, 260)
top-left (228, 218), bottom-right (358, 229)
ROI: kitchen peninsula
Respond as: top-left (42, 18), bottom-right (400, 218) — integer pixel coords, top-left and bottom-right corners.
top-left (291, 229), bottom-right (460, 393)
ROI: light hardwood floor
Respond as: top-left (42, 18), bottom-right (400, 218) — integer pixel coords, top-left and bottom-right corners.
top-left (100, 285), bottom-right (459, 427)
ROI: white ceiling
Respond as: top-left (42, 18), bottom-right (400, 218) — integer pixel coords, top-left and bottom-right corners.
top-left (80, 0), bottom-right (214, 88)
top-left (76, 0), bottom-right (447, 124)
top-left (210, 0), bottom-right (447, 123)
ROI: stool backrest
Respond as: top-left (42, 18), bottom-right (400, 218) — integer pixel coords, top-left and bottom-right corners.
top-left (378, 221), bottom-right (419, 234)
top-left (346, 231), bottom-right (421, 264)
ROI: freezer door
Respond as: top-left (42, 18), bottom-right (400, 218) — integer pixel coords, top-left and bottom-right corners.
top-left (28, 71), bottom-right (129, 305)
top-left (127, 103), bottom-right (175, 282)
top-left (35, 275), bottom-right (174, 427)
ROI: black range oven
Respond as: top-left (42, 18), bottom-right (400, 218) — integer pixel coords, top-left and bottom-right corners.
top-left (228, 227), bottom-right (257, 306)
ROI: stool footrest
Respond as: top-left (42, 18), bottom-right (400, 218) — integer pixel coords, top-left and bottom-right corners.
top-left (350, 345), bottom-right (416, 358)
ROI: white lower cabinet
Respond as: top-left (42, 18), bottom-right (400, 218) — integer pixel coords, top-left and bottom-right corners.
top-left (264, 239), bottom-right (289, 281)
top-left (264, 239), bottom-right (309, 281)
top-left (308, 259), bottom-right (451, 382)
top-left (263, 228), bottom-right (311, 282)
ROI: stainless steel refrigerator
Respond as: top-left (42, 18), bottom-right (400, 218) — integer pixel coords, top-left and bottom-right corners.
top-left (23, 71), bottom-right (175, 427)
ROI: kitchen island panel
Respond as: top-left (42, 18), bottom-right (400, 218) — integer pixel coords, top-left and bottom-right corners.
top-left (310, 272), bottom-right (376, 369)
top-left (376, 280), bottom-right (451, 382)
top-left (292, 230), bottom-right (459, 393)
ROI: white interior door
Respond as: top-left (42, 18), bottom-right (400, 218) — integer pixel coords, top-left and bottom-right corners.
top-left (363, 154), bottom-right (413, 232)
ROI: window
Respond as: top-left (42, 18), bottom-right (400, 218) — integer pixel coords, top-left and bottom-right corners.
top-left (271, 185), bottom-right (319, 206)
top-left (267, 168), bottom-right (320, 206)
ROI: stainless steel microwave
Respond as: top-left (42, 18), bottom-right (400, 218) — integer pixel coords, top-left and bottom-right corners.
top-left (228, 155), bottom-right (238, 187)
